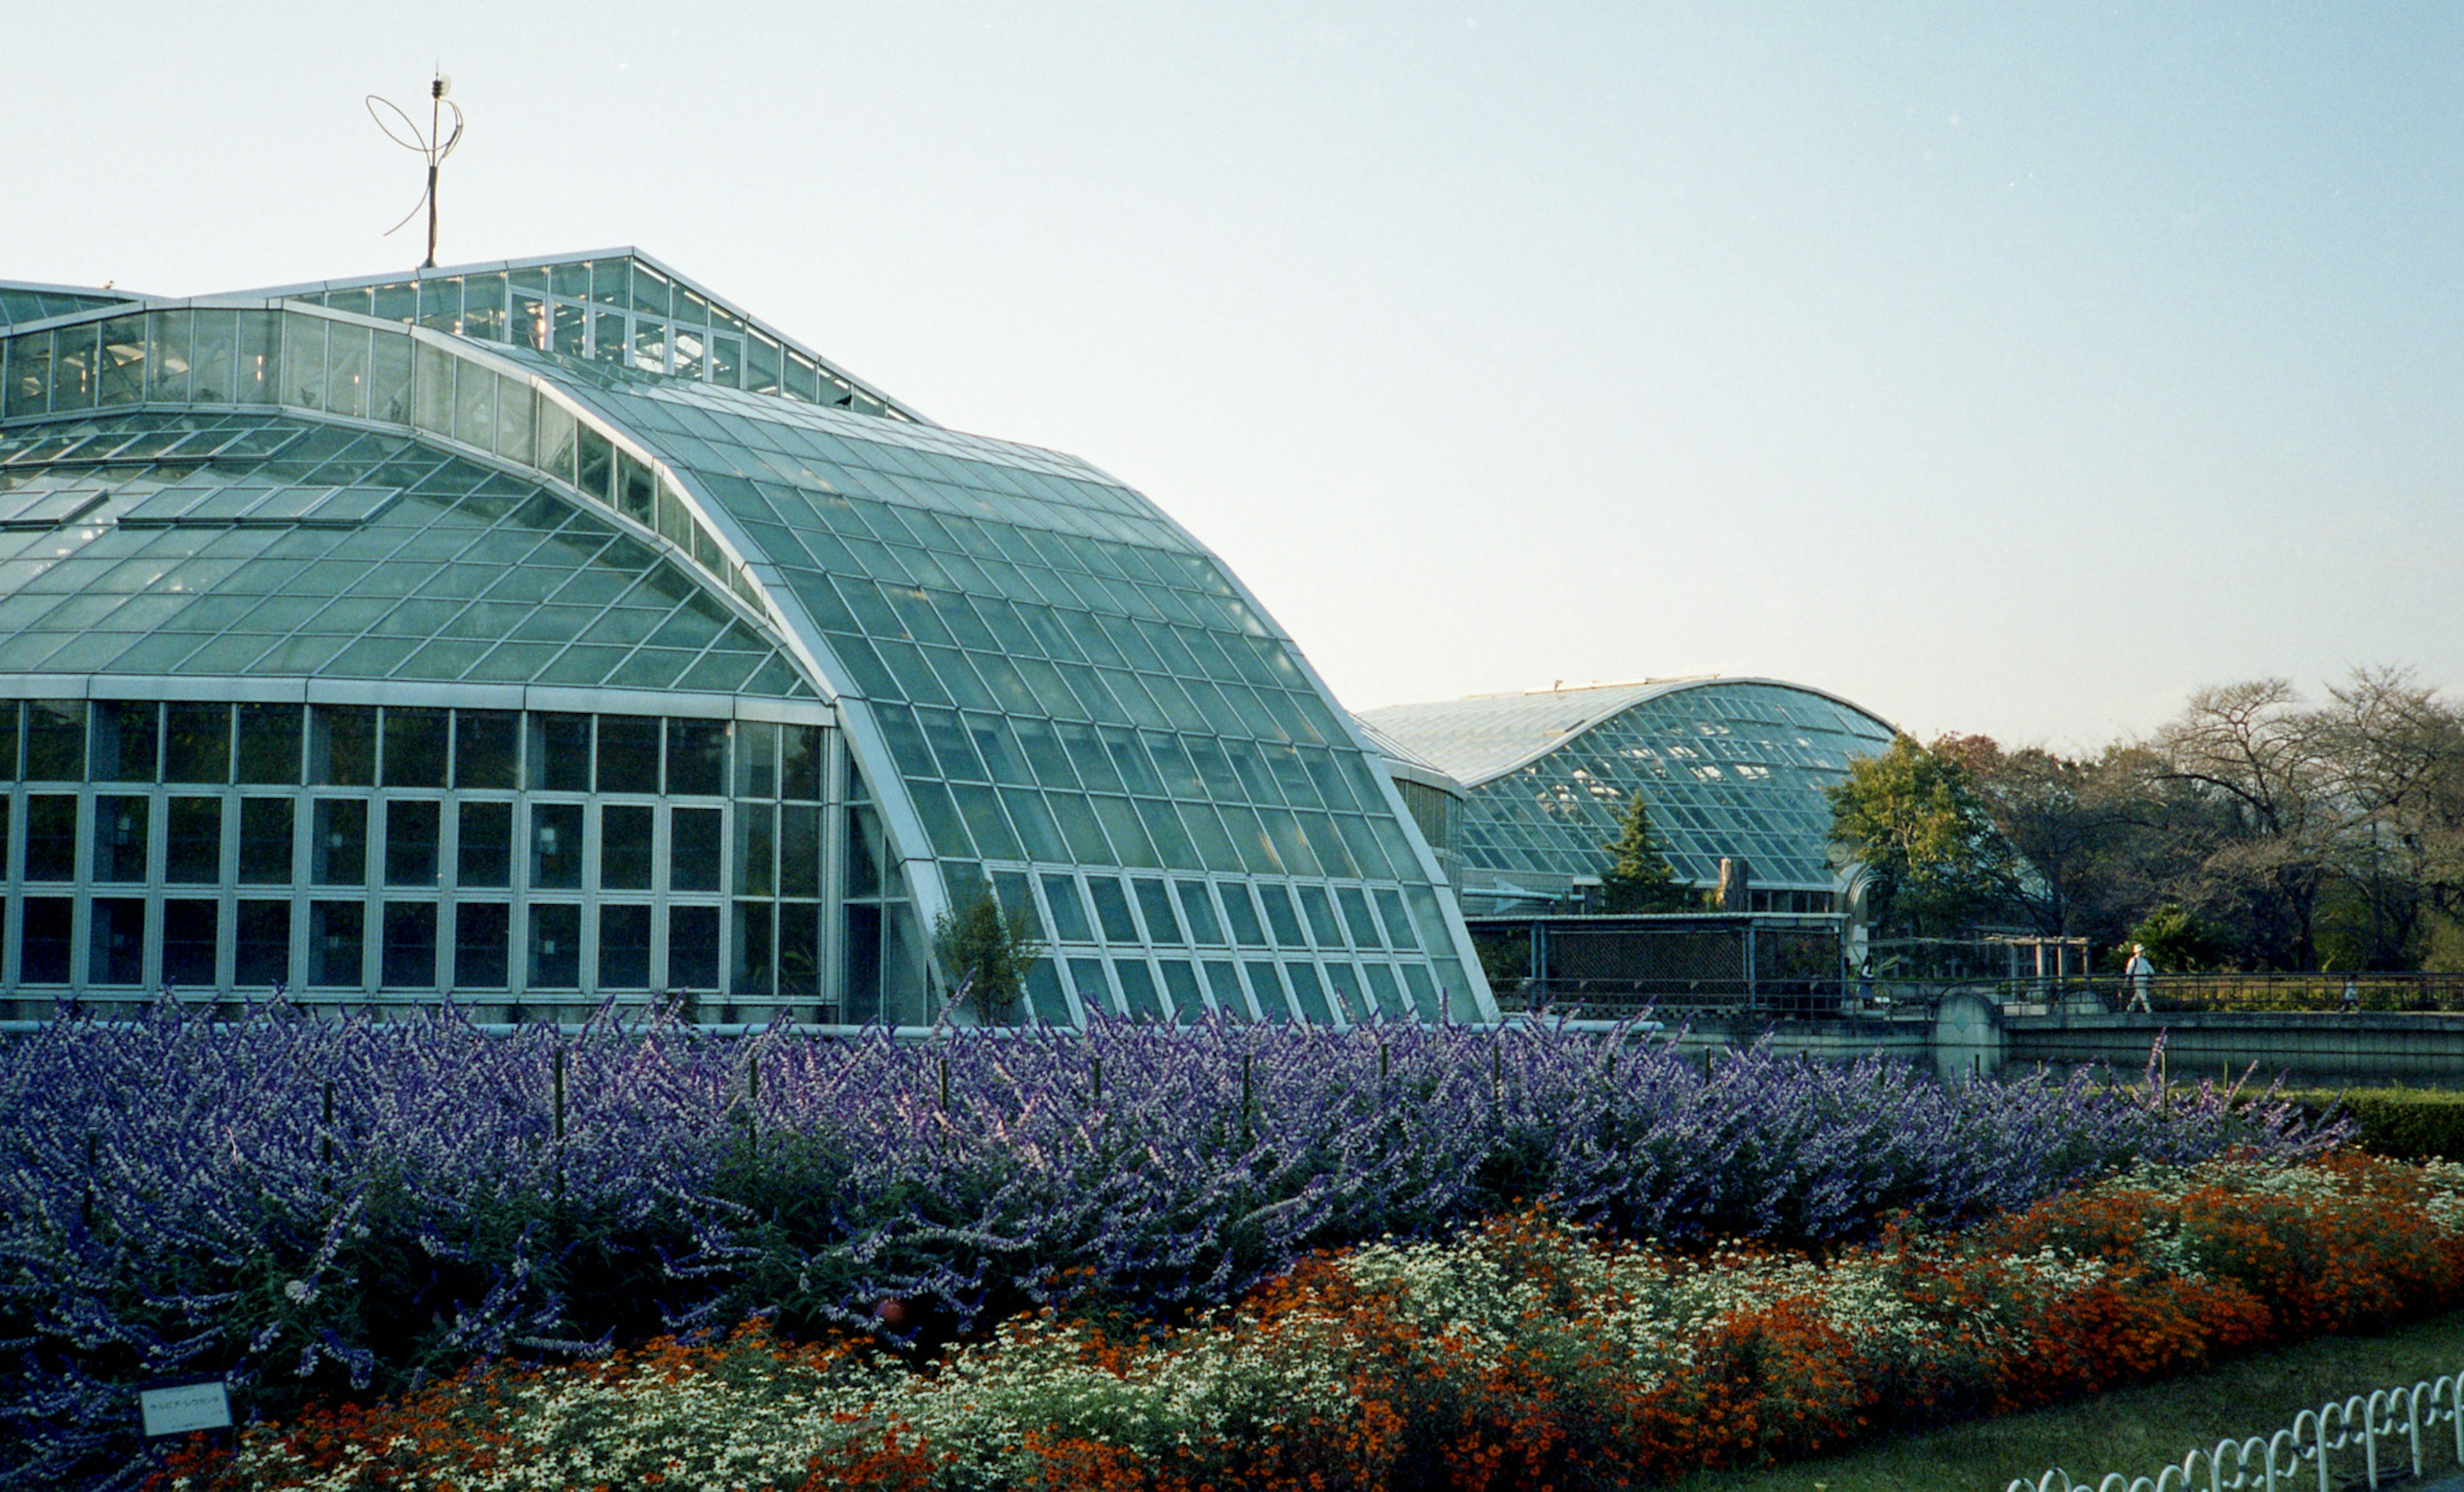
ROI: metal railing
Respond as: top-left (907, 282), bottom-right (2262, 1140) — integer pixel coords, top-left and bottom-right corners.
top-left (2009, 1364), bottom-right (2464, 1491)
top-left (2004, 972), bottom-right (2464, 1016)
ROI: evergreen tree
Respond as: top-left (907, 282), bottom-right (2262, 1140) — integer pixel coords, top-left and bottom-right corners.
top-left (1601, 795), bottom-right (1696, 912)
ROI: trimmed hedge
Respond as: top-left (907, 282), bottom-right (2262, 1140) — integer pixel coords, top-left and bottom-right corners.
top-left (2285, 1087), bottom-right (2464, 1162)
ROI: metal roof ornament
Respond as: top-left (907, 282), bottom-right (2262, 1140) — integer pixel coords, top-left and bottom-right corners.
top-left (368, 71), bottom-right (465, 270)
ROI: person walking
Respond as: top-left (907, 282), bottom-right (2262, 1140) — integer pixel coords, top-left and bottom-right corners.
top-left (2123, 943), bottom-right (2155, 1012)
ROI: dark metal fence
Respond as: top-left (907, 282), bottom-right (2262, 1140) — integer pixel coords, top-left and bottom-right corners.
top-left (2062, 971), bottom-right (2464, 1015)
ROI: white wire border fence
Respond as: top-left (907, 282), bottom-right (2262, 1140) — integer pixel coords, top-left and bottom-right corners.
top-left (2009, 1368), bottom-right (2464, 1491)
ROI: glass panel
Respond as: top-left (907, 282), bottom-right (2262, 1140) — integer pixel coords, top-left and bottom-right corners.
top-left (1204, 960), bottom-right (1251, 1020)
top-left (378, 707), bottom-right (450, 789)
top-left (1068, 957), bottom-right (1115, 1016)
top-left (24, 702), bottom-right (84, 782)
top-left (94, 796), bottom-right (149, 882)
top-left (166, 797), bottom-right (223, 883)
top-left (454, 902), bottom-right (510, 988)
top-left (1158, 959), bottom-right (1204, 1021)
top-left (1041, 873), bottom-right (1093, 942)
top-left (0, 703), bottom-right (17, 781)
top-left (600, 904), bottom-right (652, 988)
top-left (312, 798), bottom-right (367, 884)
top-left (527, 713), bottom-right (591, 791)
top-left (163, 703), bottom-right (232, 784)
top-left (458, 800), bottom-right (512, 886)
top-left (780, 804), bottom-right (821, 898)
top-left (382, 903), bottom-right (438, 988)
top-left (90, 898), bottom-right (148, 984)
top-left (1299, 886), bottom-right (1346, 947)
top-left (1217, 882), bottom-right (1266, 946)
top-left (1244, 961), bottom-right (1290, 1022)
top-left (308, 901), bottom-right (364, 988)
top-left (1256, 884), bottom-right (1305, 946)
top-left (235, 901), bottom-right (289, 986)
top-left (236, 704), bottom-right (302, 785)
top-left (733, 900), bottom-right (774, 996)
top-left (780, 903), bottom-right (821, 1000)
top-left (601, 803), bottom-right (653, 890)
top-left (454, 710), bottom-right (520, 789)
top-left (671, 806), bottom-right (721, 891)
top-left (1133, 879), bottom-right (1182, 943)
top-left (529, 904), bottom-right (580, 988)
top-left (1176, 881), bottom-right (1224, 944)
top-left (734, 802), bottom-right (776, 896)
top-left (669, 904), bottom-right (719, 990)
top-left (385, 800), bottom-right (441, 886)
top-left (843, 902), bottom-right (882, 1022)
top-left (239, 798), bottom-right (294, 883)
top-left (1115, 960), bottom-right (1164, 1020)
top-left (531, 802), bottom-right (583, 889)
top-left (24, 795), bottom-right (76, 881)
top-left (595, 715), bottom-right (660, 794)
top-left (311, 706), bottom-right (377, 787)
top-left (90, 701), bottom-right (158, 783)
top-left (1287, 963), bottom-right (1334, 1024)
top-left (1087, 877), bottom-right (1138, 943)
top-left (21, 898), bottom-right (73, 982)
top-left (669, 718), bottom-right (728, 797)
top-left (733, 720), bottom-right (778, 797)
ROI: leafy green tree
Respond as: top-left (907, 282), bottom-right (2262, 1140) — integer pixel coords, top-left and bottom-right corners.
top-left (932, 887), bottom-right (1044, 1020)
top-left (2127, 903), bottom-right (2229, 972)
top-left (1600, 794), bottom-right (1697, 913)
top-left (1826, 733), bottom-right (2015, 938)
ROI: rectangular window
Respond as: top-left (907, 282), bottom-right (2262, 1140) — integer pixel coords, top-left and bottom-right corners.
top-left (1257, 884), bottom-right (1306, 946)
top-left (454, 710), bottom-right (520, 790)
top-left (522, 907), bottom-right (574, 991)
top-left (779, 904), bottom-right (820, 999)
top-left (599, 904), bottom-right (651, 988)
top-left (1339, 887), bottom-right (1383, 948)
top-left (1068, 957), bottom-right (1116, 1017)
top-left (531, 802), bottom-right (583, 889)
top-left (382, 903), bottom-right (438, 989)
top-left (733, 900), bottom-right (774, 997)
top-left (311, 706), bottom-right (377, 786)
top-left (166, 797), bottom-right (223, 883)
top-left (0, 701), bottom-right (17, 780)
top-left (162, 900), bottom-right (218, 990)
top-left (595, 715), bottom-right (660, 794)
top-left (781, 725), bottom-right (823, 801)
top-left (733, 721), bottom-right (778, 798)
top-left (94, 796), bottom-right (150, 882)
top-left (458, 802), bottom-right (512, 887)
top-left (1298, 886), bottom-right (1346, 947)
top-left (842, 903), bottom-right (882, 1022)
top-left (382, 707), bottom-right (449, 789)
top-left (21, 898), bottom-right (73, 982)
top-left (527, 713), bottom-right (591, 791)
top-left (385, 800), bottom-right (441, 886)
top-left (733, 803), bottom-right (776, 896)
top-left (453, 903), bottom-right (510, 988)
top-left (235, 703), bottom-right (302, 784)
top-left (239, 798), bottom-right (295, 883)
top-left (24, 701), bottom-right (85, 780)
top-left (90, 898), bottom-right (147, 984)
top-left (1217, 883), bottom-right (1267, 947)
top-left (1088, 877), bottom-right (1139, 943)
top-left (779, 805), bottom-right (821, 899)
top-left (1176, 881), bottom-right (1224, 944)
top-left (671, 807), bottom-right (721, 892)
top-left (308, 901), bottom-right (364, 988)
top-left (599, 804), bottom-right (653, 890)
top-left (312, 799), bottom-right (367, 885)
top-left (162, 703), bottom-right (232, 784)
top-left (1133, 879), bottom-right (1183, 944)
top-left (669, 905), bottom-right (720, 990)
top-left (90, 701), bottom-right (158, 782)
top-left (1040, 873), bottom-right (1093, 942)
top-left (669, 717), bottom-right (728, 797)
top-left (235, 901), bottom-right (290, 987)
top-left (24, 794), bottom-right (78, 881)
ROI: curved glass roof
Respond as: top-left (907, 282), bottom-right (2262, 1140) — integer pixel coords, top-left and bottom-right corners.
top-left (1364, 680), bottom-right (1897, 889)
top-left (0, 249), bottom-right (1494, 1024)
top-left (0, 282), bottom-right (139, 329)
top-left (0, 409), bottom-right (807, 697)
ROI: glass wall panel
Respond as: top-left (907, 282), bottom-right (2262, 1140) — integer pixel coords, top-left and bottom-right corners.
top-left (733, 900), bottom-right (774, 996)
top-left (1087, 878), bottom-right (1138, 943)
top-left (454, 903), bottom-right (510, 988)
top-left (22, 898), bottom-right (73, 983)
top-left (600, 804), bottom-right (653, 890)
top-left (671, 807), bottom-right (721, 891)
top-left (166, 798), bottom-right (223, 884)
top-left (383, 707), bottom-right (450, 788)
top-left (236, 705), bottom-right (302, 785)
top-left (164, 703), bottom-right (232, 784)
top-left (669, 905), bottom-right (719, 990)
top-left (385, 801), bottom-right (441, 886)
top-left (0, 703), bottom-right (17, 782)
top-left (312, 799), bottom-right (366, 884)
top-left (529, 904), bottom-right (580, 988)
top-left (94, 796), bottom-right (148, 882)
top-left (312, 707), bottom-right (377, 787)
top-left (458, 801), bottom-right (512, 886)
top-left (308, 902), bottom-right (364, 988)
top-left (24, 796), bottom-right (78, 881)
top-left (779, 904), bottom-right (820, 999)
top-left (599, 904), bottom-right (652, 988)
top-left (595, 716), bottom-right (660, 794)
top-left (669, 719), bottom-right (728, 797)
top-left (781, 725), bottom-right (823, 801)
top-left (90, 898), bottom-right (147, 984)
top-left (779, 805), bottom-right (821, 898)
top-left (235, 901), bottom-right (289, 986)
top-left (528, 714), bottom-right (590, 791)
top-left (454, 710), bottom-right (520, 790)
top-left (239, 798), bottom-right (295, 883)
top-left (531, 802), bottom-right (583, 889)
top-left (91, 702), bottom-right (158, 783)
top-left (24, 703), bottom-right (84, 781)
top-left (842, 902), bottom-right (881, 1022)
top-left (381, 904), bottom-right (437, 988)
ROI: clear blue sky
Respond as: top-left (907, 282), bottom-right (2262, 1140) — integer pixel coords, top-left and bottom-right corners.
top-left (7, 3), bottom-right (2459, 750)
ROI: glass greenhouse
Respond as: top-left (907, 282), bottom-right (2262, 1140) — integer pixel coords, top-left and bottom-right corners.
top-left (0, 251), bottom-right (1494, 1026)
top-left (1362, 680), bottom-right (1898, 912)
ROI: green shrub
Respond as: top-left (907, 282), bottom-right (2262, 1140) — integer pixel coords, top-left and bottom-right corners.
top-left (2281, 1087), bottom-right (2464, 1162)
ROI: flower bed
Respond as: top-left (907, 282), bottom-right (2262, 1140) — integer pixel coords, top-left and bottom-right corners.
top-left (164, 1153), bottom-right (2464, 1491)
top-left (0, 1005), bottom-right (2330, 1489)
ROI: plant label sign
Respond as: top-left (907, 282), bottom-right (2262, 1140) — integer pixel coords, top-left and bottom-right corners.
top-left (140, 1379), bottom-right (232, 1437)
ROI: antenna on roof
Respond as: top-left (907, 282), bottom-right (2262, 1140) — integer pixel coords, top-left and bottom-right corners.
top-left (367, 69), bottom-right (465, 270)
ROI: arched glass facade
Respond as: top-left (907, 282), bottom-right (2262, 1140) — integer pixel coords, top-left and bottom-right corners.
top-left (0, 252), bottom-right (1493, 1026)
top-left (1362, 680), bottom-right (1897, 901)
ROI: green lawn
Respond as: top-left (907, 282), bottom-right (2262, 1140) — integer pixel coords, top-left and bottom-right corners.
top-left (1675, 1307), bottom-right (2464, 1492)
